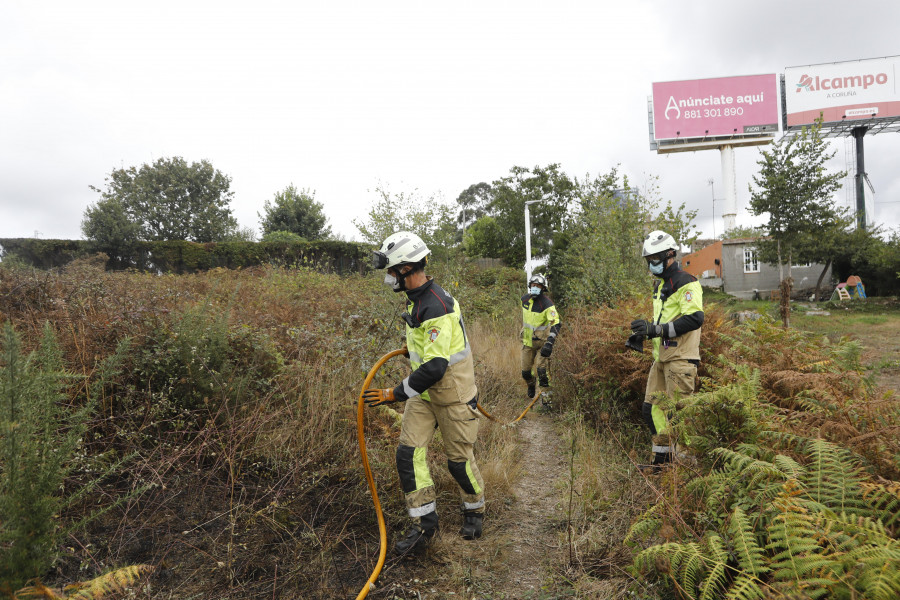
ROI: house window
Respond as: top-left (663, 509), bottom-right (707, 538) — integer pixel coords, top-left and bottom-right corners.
top-left (743, 248), bottom-right (760, 273)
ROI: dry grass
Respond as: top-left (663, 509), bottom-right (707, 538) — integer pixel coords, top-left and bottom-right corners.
top-left (0, 260), bottom-right (538, 598)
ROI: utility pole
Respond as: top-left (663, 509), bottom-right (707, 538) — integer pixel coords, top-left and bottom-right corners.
top-left (707, 178), bottom-right (717, 239)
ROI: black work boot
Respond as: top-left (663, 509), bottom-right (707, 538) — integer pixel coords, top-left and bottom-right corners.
top-left (459, 511), bottom-right (483, 540)
top-left (638, 451), bottom-right (673, 474)
top-left (526, 380), bottom-right (536, 399)
top-left (394, 511), bottom-right (438, 556)
top-left (653, 451), bottom-right (673, 466)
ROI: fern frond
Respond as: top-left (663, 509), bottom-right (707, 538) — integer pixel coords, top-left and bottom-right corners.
top-left (819, 510), bottom-right (896, 548)
top-left (710, 447), bottom-right (790, 482)
top-left (771, 454), bottom-right (805, 479)
top-left (699, 533), bottom-right (729, 600)
top-left (624, 502), bottom-right (663, 544)
top-left (14, 582), bottom-right (61, 599)
top-left (860, 481), bottom-right (900, 530)
top-left (803, 438), bottom-right (868, 515)
top-left (635, 542), bottom-right (707, 599)
top-left (766, 488), bottom-right (836, 589)
top-left (727, 506), bottom-right (769, 577)
top-left (64, 564), bottom-right (153, 600)
top-left (725, 575), bottom-right (766, 600)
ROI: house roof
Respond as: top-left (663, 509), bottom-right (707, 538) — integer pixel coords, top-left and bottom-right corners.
top-left (722, 237), bottom-right (768, 245)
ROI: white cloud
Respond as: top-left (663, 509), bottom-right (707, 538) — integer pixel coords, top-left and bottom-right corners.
top-left (1, 0), bottom-right (898, 244)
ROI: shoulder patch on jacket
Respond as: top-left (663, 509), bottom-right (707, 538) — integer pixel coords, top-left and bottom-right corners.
top-left (684, 289), bottom-right (693, 302)
top-left (427, 327), bottom-right (440, 342)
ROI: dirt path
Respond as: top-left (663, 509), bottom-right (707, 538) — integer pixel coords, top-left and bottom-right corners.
top-left (376, 408), bottom-right (571, 600)
top-left (494, 412), bottom-right (569, 594)
top-left (422, 409), bottom-right (571, 599)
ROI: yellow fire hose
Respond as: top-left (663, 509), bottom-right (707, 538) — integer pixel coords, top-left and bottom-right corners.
top-left (355, 349), bottom-right (544, 599)
top-left (355, 348), bottom-right (406, 600)
top-left (475, 389), bottom-right (542, 424)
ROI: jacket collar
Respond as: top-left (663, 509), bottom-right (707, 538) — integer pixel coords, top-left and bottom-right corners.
top-left (405, 276), bottom-right (435, 301)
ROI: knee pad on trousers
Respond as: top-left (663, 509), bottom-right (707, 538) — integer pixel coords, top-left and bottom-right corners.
top-left (396, 445), bottom-right (417, 494)
top-left (521, 370), bottom-right (533, 382)
top-left (537, 367), bottom-right (549, 387)
top-left (447, 460), bottom-right (478, 495)
top-left (641, 402), bottom-right (657, 435)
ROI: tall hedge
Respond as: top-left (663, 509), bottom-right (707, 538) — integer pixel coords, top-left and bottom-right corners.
top-left (0, 238), bottom-right (370, 275)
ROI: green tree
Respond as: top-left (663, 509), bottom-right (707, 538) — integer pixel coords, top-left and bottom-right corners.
top-left (86, 156), bottom-right (238, 243)
top-left (748, 120), bottom-right (847, 298)
top-left (258, 185), bottom-right (331, 240)
top-left (483, 164), bottom-right (578, 266)
top-left (352, 183), bottom-right (456, 256)
top-left (552, 169), bottom-right (698, 306)
top-left (81, 196), bottom-right (141, 258)
top-left (455, 182), bottom-right (493, 236)
top-left (721, 224), bottom-right (764, 240)
top-left (462, 216), bottom-right (506, 259)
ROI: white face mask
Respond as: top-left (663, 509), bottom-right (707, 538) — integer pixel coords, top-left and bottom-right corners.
top-left (529, 286), bottom-right (542, 295)
top-left (648, 260), bottom-right (665, 275)
top-left (384, 273), bottom-right (403, 292)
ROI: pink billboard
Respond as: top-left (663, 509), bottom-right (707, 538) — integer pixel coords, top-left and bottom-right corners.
top-left (652, 74), bottom-right (779, 141)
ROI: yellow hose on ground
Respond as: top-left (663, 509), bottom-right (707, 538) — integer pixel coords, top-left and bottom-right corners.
top-left (476, 389), bottom-right (542, 424)
top-left (355, 350), bottom-right (545, 598)
top-left (356, 348), bottom-right (407, 600)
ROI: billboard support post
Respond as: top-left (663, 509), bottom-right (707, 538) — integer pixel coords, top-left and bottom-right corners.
top-left (852, 126), bottom-right (868, 231)
top-left (720, 145), bottom-right (737, 232)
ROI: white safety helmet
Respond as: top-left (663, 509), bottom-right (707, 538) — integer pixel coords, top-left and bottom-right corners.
top-left (642, 230), bottom-right (678, 258)
top-left (372, 231), bottom-right (431, 270)
top-left (528, 274), bottom-right (548, 289)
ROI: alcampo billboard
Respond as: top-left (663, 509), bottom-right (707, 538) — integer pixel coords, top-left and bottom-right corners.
top-left (784, 56), bottom-right (900, 128)
top-left (652, 74), bottom-right (778, 141)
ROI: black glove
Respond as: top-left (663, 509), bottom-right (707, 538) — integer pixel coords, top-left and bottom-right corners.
top-left (630, 319), bottom-right (663, 339)
top-left (625, 333), bottom-right (645, 353)
top-left (540, 341), bottom-right (553, 357)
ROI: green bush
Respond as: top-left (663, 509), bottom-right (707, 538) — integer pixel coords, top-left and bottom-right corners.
top-left (0, 323), bottom-right (89, 589)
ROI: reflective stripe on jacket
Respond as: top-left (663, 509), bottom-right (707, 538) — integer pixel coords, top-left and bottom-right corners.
top-left (521, 293), bottom-right (560, 348)
top-left (393, 278), bottom-right (477, 404)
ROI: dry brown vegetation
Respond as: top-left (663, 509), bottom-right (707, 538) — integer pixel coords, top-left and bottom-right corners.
top-left (3, 256), bottom-right (898, 598)
top-left (550, 296), bottom-right (900, 597)
top-left (0, 259), bottom-right (531, 599)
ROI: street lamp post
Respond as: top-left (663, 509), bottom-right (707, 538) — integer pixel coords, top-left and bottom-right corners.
top-left (707, 178), bottom-right (717, 239)
top-left (524, 199), bottom-right (544, 282)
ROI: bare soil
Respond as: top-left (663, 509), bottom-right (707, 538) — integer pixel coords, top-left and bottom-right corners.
top-left (367, 408), bottom-right (571, 600)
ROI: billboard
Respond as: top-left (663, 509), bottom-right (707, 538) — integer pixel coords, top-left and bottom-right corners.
top-left (784, 56), bottom-right (900, 129)
top-left (652, 74), bottom-right (778, 141)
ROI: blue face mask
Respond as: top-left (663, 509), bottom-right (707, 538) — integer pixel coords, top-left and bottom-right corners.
top-left (648, 260), bottom-right (665, 275)
top-left (529, 286), bottom-right (542, 295)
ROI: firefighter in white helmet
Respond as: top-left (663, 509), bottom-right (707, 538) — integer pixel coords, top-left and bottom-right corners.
top-left (628, 230), bottom-right (704, 469)
top-left (363, 231), bottom-right (485, 555)
top-left (520, 273), bottom-right (560, 410)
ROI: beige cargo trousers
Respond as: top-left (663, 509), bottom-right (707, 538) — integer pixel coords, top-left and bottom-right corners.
top-left (397, 389), bottom-right (485, 520)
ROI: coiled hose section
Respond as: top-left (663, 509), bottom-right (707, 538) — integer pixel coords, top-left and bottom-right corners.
top-left (355, 349), bottom-right (543, 598)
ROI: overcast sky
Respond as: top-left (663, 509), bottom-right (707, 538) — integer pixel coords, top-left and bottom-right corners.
top-left (2, 1), bottom-right (899, 246)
